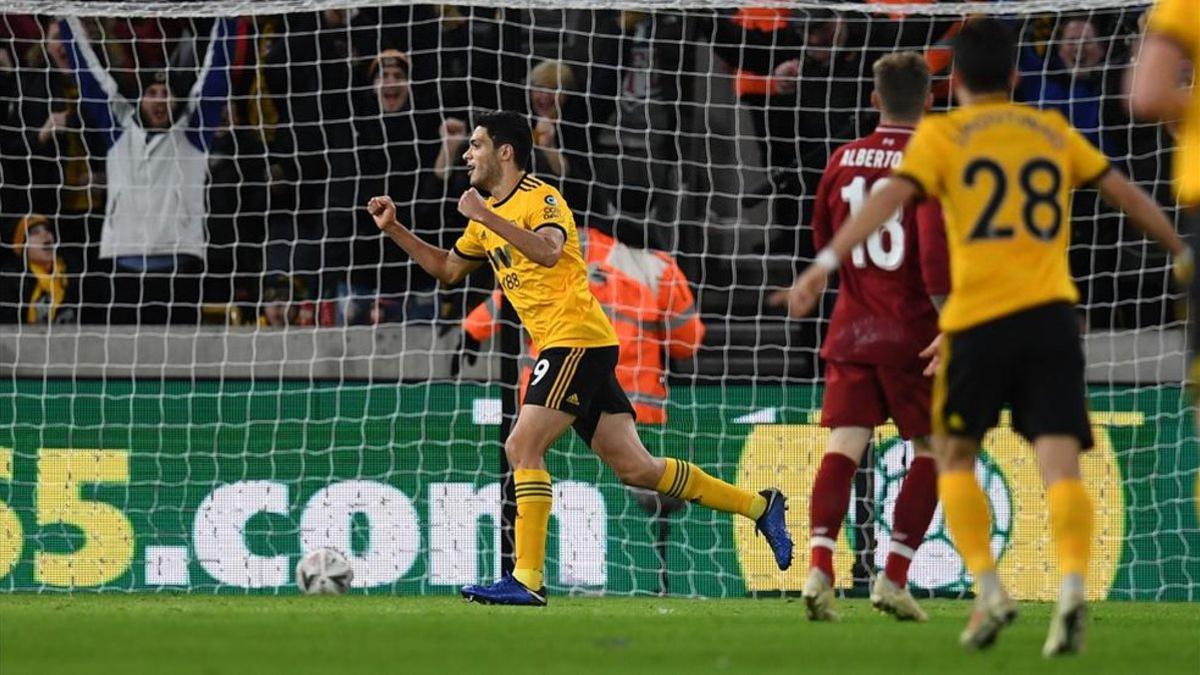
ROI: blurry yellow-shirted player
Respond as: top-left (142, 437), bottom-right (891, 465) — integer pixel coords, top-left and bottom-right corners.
top-left (1128, 0), bottom-right (1199, 423)
top-left (368, 111), bottom-right (793, 606)
top-left (786, 19), bottom-right (1189, 656)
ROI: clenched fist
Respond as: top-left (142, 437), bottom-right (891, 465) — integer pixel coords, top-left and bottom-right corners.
top-left (772, 58), bottom-right (802, 94)
top-left (367, 196), bottom-right (399, 232)
top-left (440, 117), bottom-right (467, 142)
top-left (534, 116), bottom-right (557, 146)
top-left (457, 188), bottom-right (490, 222)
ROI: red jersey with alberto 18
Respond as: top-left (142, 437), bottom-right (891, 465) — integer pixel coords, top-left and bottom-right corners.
top-left (811, 125), bottom-right (950, 370)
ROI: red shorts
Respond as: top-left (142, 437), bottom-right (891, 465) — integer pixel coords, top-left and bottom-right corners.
top-left (821, 360), bottom-right (932, 439)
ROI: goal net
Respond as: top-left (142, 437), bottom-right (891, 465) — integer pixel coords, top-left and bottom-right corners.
top-left (0, 0), bottom-right (1194, 600)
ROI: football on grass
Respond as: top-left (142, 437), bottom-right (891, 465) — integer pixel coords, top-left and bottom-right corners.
top-left (296, 548), bottom-right (354, 595)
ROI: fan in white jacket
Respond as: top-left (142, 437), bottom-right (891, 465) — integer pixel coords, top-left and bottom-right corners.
top-left (62, 17), bottom-right (234, 324)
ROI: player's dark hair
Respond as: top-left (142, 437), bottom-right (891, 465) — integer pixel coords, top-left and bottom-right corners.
top-left (873, 52), bottom-right (930, 122)
top-left (474, 110), bottom-right (533, 170)
top-left (953, 18), bottom-right (1018, 94)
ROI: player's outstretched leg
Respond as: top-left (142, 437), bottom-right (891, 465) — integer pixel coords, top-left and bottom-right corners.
top-left (1039, 437), bottom-right (1093, 657)
top-left (803, 428), bottom-right (871, 621)
top-left (937, 435), bottom-right (1016, 649)
top-left (461, 406), bottom-right (573, 606)
top-left (871, 443), bottom-right (939, 622)
top-left (590, 412), bottom-right (794, 571)
top-left (657, 457), bottom-right (792, 570)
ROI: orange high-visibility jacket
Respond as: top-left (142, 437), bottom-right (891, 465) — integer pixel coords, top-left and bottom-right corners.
top-left (463, 227), bottom-right (704, 424)
top-left (731, 7), bottom-right (790, 98)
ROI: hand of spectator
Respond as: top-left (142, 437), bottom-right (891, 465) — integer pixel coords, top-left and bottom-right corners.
top-left (38, 111), bottom-right (71, 143)
top-left (368, 196), bottom-right (400, 233)
top-left (785, 265), bottom-right (826, 318)
top-left (534, 117), bottom-right (557, 147)
top-left (457, 188), bottom-right (490, 222)
top-left (772, 59), bottom-right (802, 95)
top-left (920, 334), bottom-right (943, 377)
top-left (440, 118), bottom-right (468, 144)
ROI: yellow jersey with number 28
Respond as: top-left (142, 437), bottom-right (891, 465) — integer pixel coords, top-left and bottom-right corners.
top-left (452, 173), bottom-right (618, 351)
top-left (895, 99), bottom-right (1111, 332)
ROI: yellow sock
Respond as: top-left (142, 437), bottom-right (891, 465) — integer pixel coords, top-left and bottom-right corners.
top-left (655, 458), bottom-right (767, 519)
top-left (938, 470), bottom-right (996, 576)
top-left (1048, 478), bottom-right (1093, 577)
top-left (513, 468), bottom-right (552, 590)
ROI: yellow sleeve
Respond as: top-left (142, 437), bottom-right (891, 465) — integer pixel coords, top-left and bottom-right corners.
top-left (1063, 121), bottom-right (1111, 187)
top-left (1146, 0), bottom-right (1199, 54)
top-left (451, 221), bottom-right (488, 261)
top-left (529, 187), bottom-right (576, 240)
top-left (894, 118), bottom-right (946, 198)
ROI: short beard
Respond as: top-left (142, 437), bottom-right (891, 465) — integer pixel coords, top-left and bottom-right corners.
top-left (469, 165), bottom-right (492, 193)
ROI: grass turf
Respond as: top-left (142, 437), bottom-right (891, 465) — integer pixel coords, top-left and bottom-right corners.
top-left (0, 595), bottom-right (1196, 674)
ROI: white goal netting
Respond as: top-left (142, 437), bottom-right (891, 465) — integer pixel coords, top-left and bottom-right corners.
top-left (0, 0), bottom-right (1194, 600)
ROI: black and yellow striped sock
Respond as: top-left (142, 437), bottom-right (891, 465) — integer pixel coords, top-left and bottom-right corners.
top-left (655, 458), bottom-right (767, 519)
top-left (513, 469), bottom-right (553, 591)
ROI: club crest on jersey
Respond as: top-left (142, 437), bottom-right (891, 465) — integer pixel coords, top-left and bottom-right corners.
top-left (544, 195), bottom-right (557, 206)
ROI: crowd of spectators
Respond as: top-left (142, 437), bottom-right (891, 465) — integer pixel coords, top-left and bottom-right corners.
top-left (0, 7), bottom-right (1181, 331)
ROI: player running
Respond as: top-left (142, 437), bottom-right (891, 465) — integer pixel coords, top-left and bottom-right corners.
top-left (787, 19), bottom-right (1188, 655)
top-left (778, 52), bottom-right (948, 623)
top-left (1127, 0), bottom-right (1198, 423)
top-left (368, 110), bottom-right (792, 606)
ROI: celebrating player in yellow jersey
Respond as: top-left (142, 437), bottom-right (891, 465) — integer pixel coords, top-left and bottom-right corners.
top-left (1128, 0), bottom-right (1200, 423)
top-left (368, 110), bottom-right (792, 606)
top-left (787, 20), bottom-right (1189, 656)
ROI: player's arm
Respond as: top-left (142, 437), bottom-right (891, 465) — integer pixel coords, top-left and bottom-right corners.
top-left (911, 199), bottom-right (949, 375)
top-left (368, 196), bottom-right (481, 286)
top-left (916, 199), bottom-right (950, 311)
top-left (1095, 170), bottom-right (1192, 276)
top-left (786, 178), bottom-right (918, 317)
top-left (456, 188), bottom-right (565, 268)
top-left (1127, 0), bottom-right (1194, 125)
top-left (1127, 35), bottom-right (1190, 122)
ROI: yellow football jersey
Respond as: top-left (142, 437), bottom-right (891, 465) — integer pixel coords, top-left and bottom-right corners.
top-left (895, 99), bottom-right (1111, 332)
top-left (452, 174), bottom-right (618, 350)
top-left (1146, 0), bottom-right (1200, 205)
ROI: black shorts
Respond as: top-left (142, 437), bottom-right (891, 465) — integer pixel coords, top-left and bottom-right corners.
top-left (934, 303), bottom-right (1094, 449)
top-left (523, 345), bottom-right (636, 447)
top-left (1186, 207), bottom-right (1200, 392)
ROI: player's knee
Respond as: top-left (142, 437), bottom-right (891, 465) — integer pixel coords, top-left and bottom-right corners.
top-left (912, 435), bottom-right (934, 457)
top-left (598, 443), bottom-right (659, 488)
top-left (933, 435), bottom-right (978, 472)
top-left (615, 460), bottom-right (660, 489)
top-left (1034, 435), bottom-right (1083, 484)
top-left (504, 434), bottom-right (536, 470)
top-left (827, 427), bottom-right (872, 460)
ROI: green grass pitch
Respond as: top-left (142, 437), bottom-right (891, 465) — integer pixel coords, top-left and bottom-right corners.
top-left (0, 595), bottom-right (1196, 674)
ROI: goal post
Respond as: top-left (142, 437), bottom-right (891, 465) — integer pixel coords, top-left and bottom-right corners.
top-left (0, 0), bottom-right (1194, 600)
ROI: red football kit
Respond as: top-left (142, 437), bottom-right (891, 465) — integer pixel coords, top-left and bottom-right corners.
top-left (811, 125), bottom-right (950, 439)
